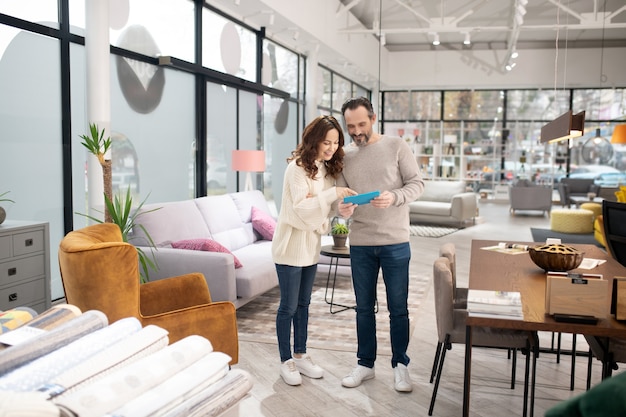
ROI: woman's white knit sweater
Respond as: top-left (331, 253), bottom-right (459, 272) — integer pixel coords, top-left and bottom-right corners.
top-left (272, 160), bottom-right (337, 267)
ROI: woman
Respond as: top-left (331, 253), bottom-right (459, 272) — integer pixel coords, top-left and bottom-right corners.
top-left (272, 115), bottom-right (356, 386)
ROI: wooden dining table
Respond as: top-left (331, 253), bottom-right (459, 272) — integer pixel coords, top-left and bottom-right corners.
top-left (463, 239), bottom-right (626, 417)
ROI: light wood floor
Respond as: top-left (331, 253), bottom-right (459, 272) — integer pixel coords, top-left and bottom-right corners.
top-left (226, 200), bottom-right (624, 417)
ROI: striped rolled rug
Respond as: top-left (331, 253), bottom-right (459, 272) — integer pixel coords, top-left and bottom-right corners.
top-left (0, 317), bottom-right (142, 391)
top-left (0, 309), bottom-right (108, 375)
top-left (0, 306), bottom-right (38, 334)
top-left (54, 335), bottom-right (214, 417)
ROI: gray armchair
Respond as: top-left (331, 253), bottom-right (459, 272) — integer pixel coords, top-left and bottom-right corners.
top-left (558, 178), bottom-right (600, 207)
top-left (509, 179), bottom-right (553, 215)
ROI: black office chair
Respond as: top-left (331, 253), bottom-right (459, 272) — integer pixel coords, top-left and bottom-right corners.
top-left (602, 200), bottom-right (626, 267)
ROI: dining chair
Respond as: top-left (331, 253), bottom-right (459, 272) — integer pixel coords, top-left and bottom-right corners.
top-left (429, 256), bottom-right (536, 416)
top-left (602, 200), bottom-right (626, 267)
top-left (58, 223), bottom-right (239, 364)
top-left (584, 335), bottom-right (626, 383)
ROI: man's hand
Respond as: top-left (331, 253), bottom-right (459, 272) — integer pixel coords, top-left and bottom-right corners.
top-left (370, 190), bottom-right (395, 209)
top-left (338, 201), bottom-right (356, 218)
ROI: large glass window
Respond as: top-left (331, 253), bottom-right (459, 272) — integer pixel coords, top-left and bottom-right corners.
top-left (262, 40), bottom-right (299, 98)
top-left (202, 9), bottom-right (256, 82)
top-left (508, 89), bottom-right (571, 121)
top-left (206, 83), bottom-right (237, 195)
top-left (0, 0), bottom-right (58, 29)
top-left (443, 90), bottom-right (504, 120)
top-left (573, 88), bottom-right (626, 120)
top-left (69, 0), bottom-right (195, 62)
top-left (0, 27), bottom-right (64, 300)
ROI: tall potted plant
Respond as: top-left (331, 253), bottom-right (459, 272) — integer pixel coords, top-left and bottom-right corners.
top-left (80, 123), bottom-right (113, 223)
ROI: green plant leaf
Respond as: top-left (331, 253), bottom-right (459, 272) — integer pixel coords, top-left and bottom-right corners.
top-left (0, 191), bottom-right (15, 203)
top-left (75, 186), bottom-right (161, 283)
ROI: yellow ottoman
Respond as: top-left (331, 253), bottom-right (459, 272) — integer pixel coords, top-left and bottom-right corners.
top-left (580, 202), bottom-right (602, 221)
top-left (550, 208), bottom-right (594, 234)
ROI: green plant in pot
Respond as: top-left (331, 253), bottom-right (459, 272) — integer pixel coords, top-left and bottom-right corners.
top-left (0, 191), bottom-right (15, 225)
top-left (331, 221), bottom-right (350, 249)
top-left (77, 187), bottom-right (160, 283)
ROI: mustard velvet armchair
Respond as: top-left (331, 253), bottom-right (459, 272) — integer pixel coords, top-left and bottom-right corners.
top-left (58, 223), bottom-right (239, 364)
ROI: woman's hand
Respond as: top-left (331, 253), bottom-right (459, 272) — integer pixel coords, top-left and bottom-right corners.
top-left (336, 187), bottom-right (357, 200)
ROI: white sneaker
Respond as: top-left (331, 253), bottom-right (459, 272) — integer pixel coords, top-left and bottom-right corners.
top-left (280, 359), bottom-right (302, 386)
top-left (394, 363), bottom-right (413, 392)
top-left (293, 354), bottom-right (324, 379)
top-left (341, 365), bottom-right (375, 388)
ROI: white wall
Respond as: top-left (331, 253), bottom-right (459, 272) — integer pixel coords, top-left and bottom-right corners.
top-left (384, 47), bottom-right (626, 90)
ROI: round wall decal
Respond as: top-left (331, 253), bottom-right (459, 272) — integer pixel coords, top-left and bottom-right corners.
top-left (274, 100), bottom-right (289, 134)
top-left (220, 22), bottom-right (241, 75)
top-left (116, 25), bottom-right (164, 114)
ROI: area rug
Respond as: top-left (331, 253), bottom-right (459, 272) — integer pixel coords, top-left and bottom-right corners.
top-left (530, 227), bottom-right (599, 246)
top-left (236, 270), bottom-right (431, 356)
top-left (410, 225), bottom-right (459, 238)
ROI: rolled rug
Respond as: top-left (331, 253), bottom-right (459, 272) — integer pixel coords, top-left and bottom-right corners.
top-left (0, 391), bottom-right (60, 417)
top-left (0, 306), bottom-right (38, 334)
top-left (106, 351), bottom-right (231, 417)
top-left (0, 304), bottom-right (82, 351)
top-left (54, 335), bottom-right (214, 417)
top-left (41, 324), bottom-right (169, 399)
top-left (157, 369), bottom-right (253, 417)
top-left (0, 310), bottom-right (108, 375)
top-left (0, 317), bottom-right (142, 392)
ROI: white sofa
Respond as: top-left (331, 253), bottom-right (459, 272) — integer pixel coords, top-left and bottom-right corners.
top-left (408, 180), bottom-right (477, 227)
top-left (130, 190), bottom-right (277, 309)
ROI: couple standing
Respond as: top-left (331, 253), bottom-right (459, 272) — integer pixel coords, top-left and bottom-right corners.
top-left (271, 97), bottom-right (424, 392)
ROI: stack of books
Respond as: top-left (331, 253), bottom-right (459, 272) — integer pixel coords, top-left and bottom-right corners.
top-left (467, 289), bottom-right (523, 320)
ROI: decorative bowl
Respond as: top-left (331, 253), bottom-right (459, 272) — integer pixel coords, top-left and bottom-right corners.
top-left (528, 244), bottom-right (584, 272)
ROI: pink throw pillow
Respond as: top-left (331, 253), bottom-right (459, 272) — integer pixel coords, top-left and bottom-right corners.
top-left (251, 206), bottom-right (276, 241)
top-left (171, 238), bottom-right (243, 268)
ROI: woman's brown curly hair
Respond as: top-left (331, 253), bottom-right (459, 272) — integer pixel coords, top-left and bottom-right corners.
top-left (288, 115), bottom-right (345, 180)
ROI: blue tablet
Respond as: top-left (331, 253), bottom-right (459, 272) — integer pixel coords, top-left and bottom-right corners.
top-left (343, 190), bottom-right (380, 205)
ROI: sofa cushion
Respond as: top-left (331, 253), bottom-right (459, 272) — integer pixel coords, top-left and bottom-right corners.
top-left (134, 200), bottom-right (212, 247)
top-left (251, 206), bottom-right (276, 240)
top-left (232, 241), bottom-right (277, 299)
top-left (195, 195), bottom-right (252, 251)
top-left (230, 190), bottom-right (275, 241)
top-left (411, 201), bottom-right (453, 216)
top-left (419, 181), bottom-right (466, 202)
top-left (171, 238), bottom-right (243, 268)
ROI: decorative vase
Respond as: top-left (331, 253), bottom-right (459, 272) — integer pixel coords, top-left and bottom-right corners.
top-left (332, 234), bottom-right (348, 249)
top-left (0, 206), bottom-right (5, 225)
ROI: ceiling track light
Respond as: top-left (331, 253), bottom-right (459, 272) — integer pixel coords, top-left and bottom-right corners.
top-left (380, 33), bottom-right (386, 46)
top-left (432, 33), bottom-right (440, 46)
top-left (463, 32), bottom-right (471, 45)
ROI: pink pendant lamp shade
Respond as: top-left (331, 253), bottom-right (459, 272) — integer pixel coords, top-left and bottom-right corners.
top-left (231, 150), bottom-right (266, 191)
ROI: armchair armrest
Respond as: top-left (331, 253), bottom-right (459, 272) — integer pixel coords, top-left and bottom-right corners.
top-left (141, 300), bottom-right (238, 364)
top-left (140, 273), bottom-right (213, 313)
top-left (450, 192), bottom-right (478, 222)
top-left (137, 246), bottom-right (237, 303)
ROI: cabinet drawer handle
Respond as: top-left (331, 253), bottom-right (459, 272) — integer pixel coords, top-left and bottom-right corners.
top-left (25, 238), bottom-right (33, 247)
top-left (8, 293), bottom-right (17, 302)
top-left (8, 267), bottom-right (16, 276)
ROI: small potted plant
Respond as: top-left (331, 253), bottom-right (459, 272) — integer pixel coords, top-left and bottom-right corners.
top-left (331, 221), bottom-right (350, 249)
top-left (0, 191), bottom-right (15, 225)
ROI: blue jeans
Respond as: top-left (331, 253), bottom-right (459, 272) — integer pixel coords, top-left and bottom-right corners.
top-left (275, 263), bottom-right (318, 362)
top-left (350, 243), bottom-right (411, 368)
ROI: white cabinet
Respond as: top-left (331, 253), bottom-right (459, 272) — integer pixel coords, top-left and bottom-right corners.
top-left (0, 221), bottom-right (51, 313)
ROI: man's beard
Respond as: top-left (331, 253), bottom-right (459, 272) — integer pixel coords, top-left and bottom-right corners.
top-left (352, 131), bottom-right (370, 147)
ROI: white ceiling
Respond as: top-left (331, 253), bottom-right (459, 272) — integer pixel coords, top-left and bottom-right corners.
top-left (209, 0), bottom-right (626, 88)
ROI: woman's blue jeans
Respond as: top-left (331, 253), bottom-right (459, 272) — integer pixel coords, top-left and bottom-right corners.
top-left (275, 263), bottom-right (318, 362)
top-left (350, 242), bottom-right (411, 368)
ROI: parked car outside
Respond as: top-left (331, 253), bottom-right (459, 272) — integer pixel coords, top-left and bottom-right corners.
top-left (567, 165), bottom-right (626, 187)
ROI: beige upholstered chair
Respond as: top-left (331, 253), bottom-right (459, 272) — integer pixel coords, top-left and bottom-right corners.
top-left (429, 256), bottom-right (537, 416)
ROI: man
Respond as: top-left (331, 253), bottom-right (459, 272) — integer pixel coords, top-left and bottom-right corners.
top-left (337, 96), bottom-right (424, 392)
